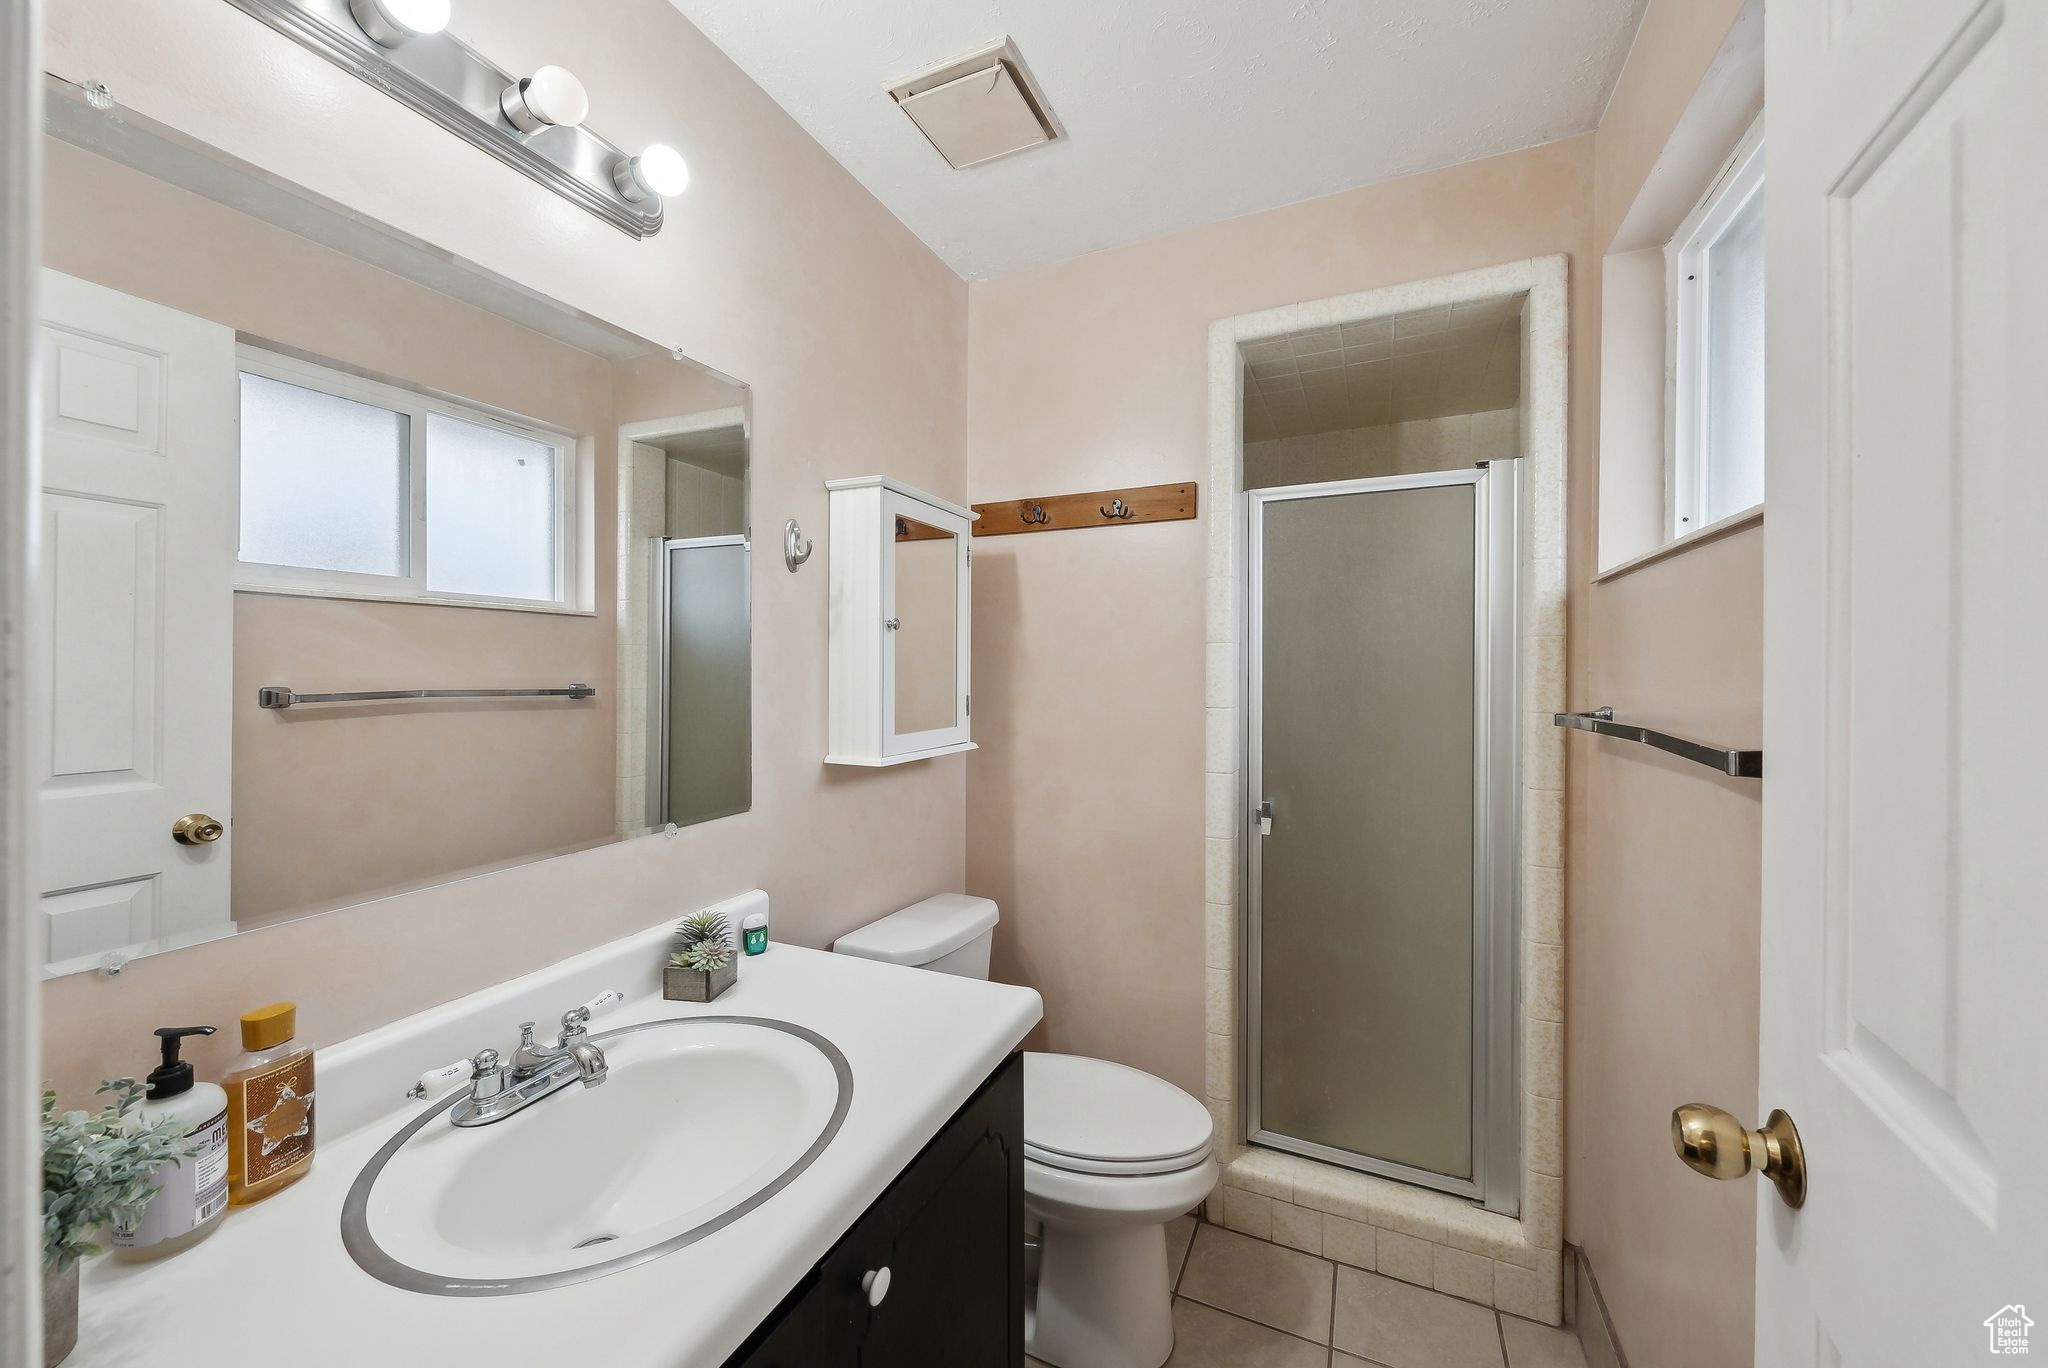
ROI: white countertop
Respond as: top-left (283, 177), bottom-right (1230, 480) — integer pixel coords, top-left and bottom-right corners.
top-left (71, 904), bottom-right (1041, 1368)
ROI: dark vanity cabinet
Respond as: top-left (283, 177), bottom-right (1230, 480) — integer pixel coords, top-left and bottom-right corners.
top-left (724, 1053), bottom-right (1025, 1368)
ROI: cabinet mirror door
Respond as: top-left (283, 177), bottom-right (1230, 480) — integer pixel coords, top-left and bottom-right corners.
top-left (883, 495), bottom-right (970, 755)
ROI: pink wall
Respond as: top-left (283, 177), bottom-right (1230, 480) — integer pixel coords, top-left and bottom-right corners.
top-left (1566, 536), bottom-right (1760, 1367)
top-left (1571, 2), bottom-right (1762, 1365)
top-left (965, 5), bottom-right (1763, 1358)
top-left (965, 138), bottom-right (1597, 1099)
top-left (40, 0), bottom-right (969, 1102)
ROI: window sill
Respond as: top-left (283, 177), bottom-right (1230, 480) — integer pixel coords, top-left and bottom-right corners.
top-left (1593, 503), bottom-right (1763, 584)
top-left (234, 583), bottom-right (595, 618)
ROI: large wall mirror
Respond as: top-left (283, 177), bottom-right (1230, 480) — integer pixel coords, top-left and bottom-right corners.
top-left (33, 89), bottom-right (752, 978)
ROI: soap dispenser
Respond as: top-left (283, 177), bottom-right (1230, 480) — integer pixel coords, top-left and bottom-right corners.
top-left (223, 1002), bottom-right (316, 1206)
top-left (111, 1026), bottom-right (229, 1259)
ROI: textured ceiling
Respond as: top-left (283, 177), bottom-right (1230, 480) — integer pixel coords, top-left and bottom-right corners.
top-left (659, 423), bottom-right (747, 479)
top-left (1243, 296), bottom-right (1522, 442)
top-left (667, 0), bottom-right (1646, 278)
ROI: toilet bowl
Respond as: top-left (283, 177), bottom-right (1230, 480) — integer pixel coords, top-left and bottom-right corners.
top-left (834, 895), bottom-right (1217, 1368)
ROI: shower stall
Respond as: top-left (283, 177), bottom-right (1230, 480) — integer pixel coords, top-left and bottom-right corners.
top-left (1244, 461), bottom-right (1520, 1210)
top-left (616, 413), bottom-right (751, 837)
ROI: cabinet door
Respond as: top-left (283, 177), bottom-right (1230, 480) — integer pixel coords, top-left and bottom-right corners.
top-left (857, 1126), bottom-right (1019, 1367)
top-left (722, 1057), bottom-right (1023, 1368)
top-left (879, 488), bottom-right (971, 757)
top-left (724, 1263), bottom-right (863, 1368)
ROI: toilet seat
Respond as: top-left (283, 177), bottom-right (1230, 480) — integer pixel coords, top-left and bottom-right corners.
top-left (1025, 1143), bottom-right (1211, 1177)
top-left (1022, 1052), bottom-right (1213, 1177)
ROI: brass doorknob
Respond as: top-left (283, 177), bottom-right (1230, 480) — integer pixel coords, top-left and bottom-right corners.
top-left (1672, 1103), bottom-right (1805, 1209)
top-left (171, 813), bottom-right (224, 846)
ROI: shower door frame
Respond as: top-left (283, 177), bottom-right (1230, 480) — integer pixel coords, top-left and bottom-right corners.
top-left (1242, 462), bottom-right (1522, 1210)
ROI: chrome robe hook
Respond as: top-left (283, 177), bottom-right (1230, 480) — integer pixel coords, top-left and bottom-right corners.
top-left (783, 518), bottom-right (814, 572)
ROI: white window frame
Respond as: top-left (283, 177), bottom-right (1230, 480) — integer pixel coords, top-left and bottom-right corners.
top-left (235, 345), bottom-right (580, 613)
top-left (1666, 113), bottom-right (1766, 539)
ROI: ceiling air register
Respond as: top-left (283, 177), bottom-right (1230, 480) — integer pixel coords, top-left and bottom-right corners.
top-left (888, 38), bottom-right (1064, 170)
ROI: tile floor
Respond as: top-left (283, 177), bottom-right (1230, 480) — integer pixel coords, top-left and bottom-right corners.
top-left (1029, 1217), bottom-right (1588, 1368)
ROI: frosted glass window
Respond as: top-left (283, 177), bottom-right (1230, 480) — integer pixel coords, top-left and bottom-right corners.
top-left (423, 412), bottom-right (557, 602)
top-left (237, 350), bottom-right (574, 607)
top-left (239, 373), bottom-right (407, 576)
top-left (1700, 186), bottom-right (1766, 523)
top-left (1671, 125), bottom-right (1766, 537)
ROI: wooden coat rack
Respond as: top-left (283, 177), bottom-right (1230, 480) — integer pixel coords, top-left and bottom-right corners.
top-left (970, 482), bottom-right (1197, 536)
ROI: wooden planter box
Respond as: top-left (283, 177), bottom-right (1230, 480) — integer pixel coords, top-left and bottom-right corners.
top-left (664, 959), bottom-right (737, 1003)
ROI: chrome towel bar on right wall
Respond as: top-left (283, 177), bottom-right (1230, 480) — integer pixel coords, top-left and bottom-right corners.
top-left (1553, 707), bottom-right (1763, 779)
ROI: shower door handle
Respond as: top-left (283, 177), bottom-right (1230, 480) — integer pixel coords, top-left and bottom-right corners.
top-left (1256, 800), bottom-right (1274, 836)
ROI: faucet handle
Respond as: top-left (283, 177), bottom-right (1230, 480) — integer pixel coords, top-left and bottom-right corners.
top-left (559, 989), bottom-right (624, 1037)
top-left (408, 1048), bottom-right (500, 1100)
top-left (577, 989), bottom-right (625, 1019)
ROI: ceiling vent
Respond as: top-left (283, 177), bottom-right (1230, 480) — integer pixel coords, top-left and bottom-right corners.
top-left (888, 38), bottom-right (1063, 170)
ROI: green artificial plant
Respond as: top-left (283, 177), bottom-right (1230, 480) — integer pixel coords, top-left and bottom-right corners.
top-left (671, 910), bottom-right (734, 973)
top-left (42, 1080), bottom-right (194, 1273)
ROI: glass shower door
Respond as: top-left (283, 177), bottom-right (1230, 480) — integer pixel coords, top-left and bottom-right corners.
top-left (1246, 465), bottom-right (1517, 1201)
top-left (660, 536), bottom-right (751, 828)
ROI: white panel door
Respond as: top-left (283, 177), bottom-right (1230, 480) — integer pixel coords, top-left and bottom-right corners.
top-left (1762, 1), bottom-right (2047, 1363)
top-left (35, 271), bottom-right (237, 974)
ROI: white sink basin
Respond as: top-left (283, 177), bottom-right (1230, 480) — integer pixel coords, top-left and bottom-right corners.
top-left (342, 1017), bottom-right (850, 1295)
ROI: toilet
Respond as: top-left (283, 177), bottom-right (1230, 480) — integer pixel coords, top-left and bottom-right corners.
top-left (834, 894), bottom-right (1217, 1368)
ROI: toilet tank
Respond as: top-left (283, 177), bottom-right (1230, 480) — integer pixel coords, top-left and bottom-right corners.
top-left (832, 893), bottom-right (999, 979)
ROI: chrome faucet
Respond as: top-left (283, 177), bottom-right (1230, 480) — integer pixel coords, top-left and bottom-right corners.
top-left (511, 1008), bottom-right (611, 1087)
top-left (410, 990), bottom-right (622, 1127)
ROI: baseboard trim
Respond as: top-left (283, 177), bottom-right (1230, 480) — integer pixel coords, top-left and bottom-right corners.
top-left (1569, 1246), bottom-right (1630, 1368)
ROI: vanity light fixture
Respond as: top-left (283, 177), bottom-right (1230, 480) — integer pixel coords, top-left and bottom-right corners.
top-left (501, 65), bottom-right (590, 134)
top-left (345, 0), bottom-right (449, 47)
top-left (223, 0), bottom-right (684, 237)
top-left (613, 144), bottom-right (689, 202)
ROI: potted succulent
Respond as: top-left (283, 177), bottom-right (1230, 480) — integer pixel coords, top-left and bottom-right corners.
top-left (41, 1081), bottom-right (193, 1365)
top-left (664, 910), bottom-right (738, 1003)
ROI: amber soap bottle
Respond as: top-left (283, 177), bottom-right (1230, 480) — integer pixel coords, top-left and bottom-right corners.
top-left (223, 1002), bottom-right (316, 1206)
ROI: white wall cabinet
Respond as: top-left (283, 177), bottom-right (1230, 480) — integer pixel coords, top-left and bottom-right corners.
top-left (825, 478), bottom-right (976, 766)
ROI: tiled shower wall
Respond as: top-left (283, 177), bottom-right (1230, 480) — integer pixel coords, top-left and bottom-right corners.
top-left (614, 442), bottom-right (668, 835)
top-left (1243, 407), bottom-right (1520, 490)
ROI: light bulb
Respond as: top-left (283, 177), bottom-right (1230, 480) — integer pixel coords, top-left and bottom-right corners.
top-left (634, 144), bottom-right (689, 197)
top-left (501, 65), bottom-right (589, 134)
top-left (613, 144), bottom-right (689, 203)
top-left (347, 0), bottom-right (450, 47)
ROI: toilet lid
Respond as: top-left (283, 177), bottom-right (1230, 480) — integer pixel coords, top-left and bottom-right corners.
top-left (1022, 1052), bottom-right (1213, 1176)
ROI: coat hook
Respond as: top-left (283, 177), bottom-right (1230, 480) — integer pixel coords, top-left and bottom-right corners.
top-left (1099, 497), bottom-right (1135, 520)
top-left (1021, 502), bottom-right (1049, 525)
top-left (783, 518), bottom-right (813, 573)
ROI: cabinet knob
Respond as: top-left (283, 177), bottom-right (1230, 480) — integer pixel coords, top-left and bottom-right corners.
top-left (861, 1266), bottom-right (891, 1307)
top-left (883, 618), bottom-right (900, 631)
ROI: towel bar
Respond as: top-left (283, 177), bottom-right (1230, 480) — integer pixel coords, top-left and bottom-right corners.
top-left (1553, 708), bottom-right (1761, 778)
top-left (258, 684), bottom-right (596, 710)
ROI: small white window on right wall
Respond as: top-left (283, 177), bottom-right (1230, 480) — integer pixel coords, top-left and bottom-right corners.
top-left (1668, 116), bottom-right (1765, 537)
